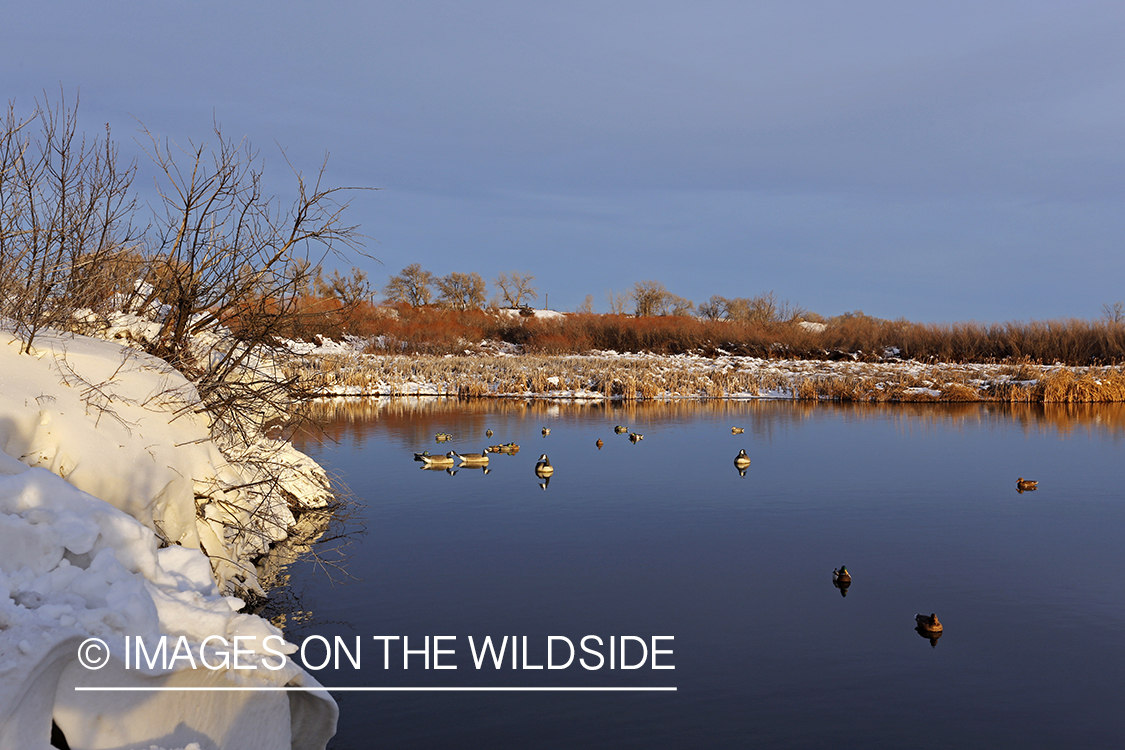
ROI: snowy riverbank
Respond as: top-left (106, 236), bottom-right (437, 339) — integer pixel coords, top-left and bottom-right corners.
top-left (281, 337), bottom-right (1125, 403)
top-left (0, 329), bottom-right (337, 749)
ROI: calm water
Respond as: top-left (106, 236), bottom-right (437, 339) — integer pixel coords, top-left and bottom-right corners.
top-left (286, 399), bottom-right (1125, 749)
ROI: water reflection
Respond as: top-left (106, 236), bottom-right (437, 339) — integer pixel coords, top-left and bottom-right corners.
top-left (293, 396), bottom-right (1125, 452)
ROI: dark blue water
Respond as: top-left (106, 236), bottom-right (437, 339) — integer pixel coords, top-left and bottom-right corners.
top-left (287, 399), bottom-right (1125, 749)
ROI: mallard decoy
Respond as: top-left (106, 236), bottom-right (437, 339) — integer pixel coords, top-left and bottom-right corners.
top-left (500, 442), bottom-right (520, 454)
top-left (434, 432), bottom-right (452, 442)
top-left (734, 449), bottom-right (751, 468)
top-left (419, 451), bottom-right (455, 466)
top-left (596, 438), bottom-right (604, 449)
top-left (534, 454), bottom-right (554, 476)
top-left (629, 432), bottom-right (644, 443)
top-left (833, 566), bottom-right (851, 584)
top-left (614, 425), bottom-right (628, 434)
top-left (542, 427), bottom-right (551, 437)
top-left (731, 427), bottom-right (744, 434)
top-left (1016, 477), bottom-right (1038, 491)
top-left (915, 613), bottom-right (942, 634)
top-left (486, 429), bottom-right (494, 438)
top-left (453, 449), bottom-right (489, 466)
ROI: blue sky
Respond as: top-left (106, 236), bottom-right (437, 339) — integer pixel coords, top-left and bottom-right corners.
top-left (4, 1), bottom-right (1123, 322)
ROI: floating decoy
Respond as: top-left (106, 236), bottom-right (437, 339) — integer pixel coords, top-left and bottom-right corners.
top-left (1016, 477), bottom-right (1038, 492)
top-left (596, 438), bottom-right (604, 449)
top-left (486, 429), bottom-right (494, 438)
top-left (731, 427), bottom-right (744, 434)
top-left (542, 427), bottom-right (551, 437)
top-left (614, 425), bottom-right (628, 434)
top-left (434, 432), bottom-right (452, 442)
top-left (419, 451), bottom-right (455, 466)
top-left (413, 450), bottom-right (432, 462)
top-left (915, 613), bottom-right (942, 634)
top-left (629, 432), bottom-right (644, 443)
top-left (734, 449), bottom-right (751, 468)
top-left (488, 442), bottom-right (521, 454)
top-left (833, 566), bottom-right (851, 585)
top-left (453, 449), bottom-right (489, 466)
top-left (534, 454), bottom-right (554, 476)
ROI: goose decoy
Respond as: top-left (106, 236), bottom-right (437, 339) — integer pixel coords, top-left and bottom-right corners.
top-left (614, 425), bottom-right (628, 434)
top-left (595, 438), bottom-right (604, 449)
top-left (419, 451), bottom-right (455, 466)
top-left (542, 427), bottom-right (551, 437)
top-left (731, 427), bottom-right (744, 434)
top-left (734, 449), bottom-right (751, 468)
top-left (629, 432), bottom-right (644, 443)
top-left (915, 613), bottom-right (942, 634)
top-left (1016, 477), bottom-right (1038, 492)
top-left (486, 429), bottom-right (494, 438)
top-left (832, 566), bottom-right (851, 585)
top-left (413, 450), bottom-right (432, 462)
top-left (453, 449), bottom-right (489, 466)
top-left (534, 454), bottom-right (554, 476)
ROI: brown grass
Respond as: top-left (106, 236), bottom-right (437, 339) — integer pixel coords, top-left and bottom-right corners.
top-left (242, 301), bottom-right (1125, 366)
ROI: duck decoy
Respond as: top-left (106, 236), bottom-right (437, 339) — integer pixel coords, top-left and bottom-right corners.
top-left (734, 449), bottom-right (751, 468)
top-left (499, 442), bottom-right (520, 454)
top-left (419, 451), bottom-right (456, 466)
top-left (1016, 477), bottom-right (1038, 492)
top-left (434, 432), bottom-right (452, 442)
top-left (596, 438), bottom-right (604, 449)
top-left (486, 429), bottom-right (494, 438)
top-left (453, 449), bottom-right (489, 466)
top-left (534, 454), bottom-right (554, 476)
top-left (542, 427), bottom-right (551, 437)
top-left (629, 432), bottom-right (644, 443)
top-left (915, 613), bottom-right (942, 634)
top-left (833, 566), bottom-right (851, 584)
top-left (915, 613), bottom-right (943, 646)
top-left (731, 427), bottom-right (744, 434)
top-left (614, 425), bottom-right (628, 434)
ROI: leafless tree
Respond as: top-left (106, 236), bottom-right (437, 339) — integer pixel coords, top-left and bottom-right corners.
top-left (632, 280), bottom-right (671, 317)
top-left (436, 271), bottom-right (486, 310)
top-left (0, 94), bottom-right (138, 352)
top-left (135, 122), bottom-right (367, 433)
top-left (668, 294), bottom-right (695, 317)
top-left (605, 289), bottom-right (631, 315)
top-left (1103, 301), bottom-right (1125, 324)
top-left (578, 294), bottom-right (594, 314)
top-left (698, 295), bottom-right (730, 320)
top-left (495, 270), bottom-right (538, 308)
top-left (316, 266), bottom-right (371, 306)
top-left (383, 263), bottom-right (434, 306)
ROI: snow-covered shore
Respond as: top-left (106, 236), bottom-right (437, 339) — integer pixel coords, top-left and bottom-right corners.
top-left (0, 329), bottom-right (337, 749)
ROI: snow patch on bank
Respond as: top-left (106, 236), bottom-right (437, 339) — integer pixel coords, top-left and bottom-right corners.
top-left (0, 329), bottom-right (337, 748)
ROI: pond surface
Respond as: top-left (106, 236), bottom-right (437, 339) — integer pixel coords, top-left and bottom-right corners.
top-left (287, 399), bottom-right (1125, 749)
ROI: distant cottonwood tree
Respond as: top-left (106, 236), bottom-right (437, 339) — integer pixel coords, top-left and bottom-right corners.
top-left (436, 271), bottom-right (486, 310)
top-left (632, 280), bottom-right (671, 317)
top-left (383, 263), bottom-right (434, 306)
top-left (316, 266), bottom-right (372, 306)
top-left (495, 271), bottom-right (537, 308)
top-left (606, 290), bottom-right (631, 315)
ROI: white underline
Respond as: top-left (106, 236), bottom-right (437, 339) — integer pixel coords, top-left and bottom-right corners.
top-left (74, 686), bottom-right (676, 692)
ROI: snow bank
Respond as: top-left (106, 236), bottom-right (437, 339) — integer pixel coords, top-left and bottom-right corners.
top-left (0, 330), bottom-right (337, 748)
top-left (496, 307), bottom-right (566, 320)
